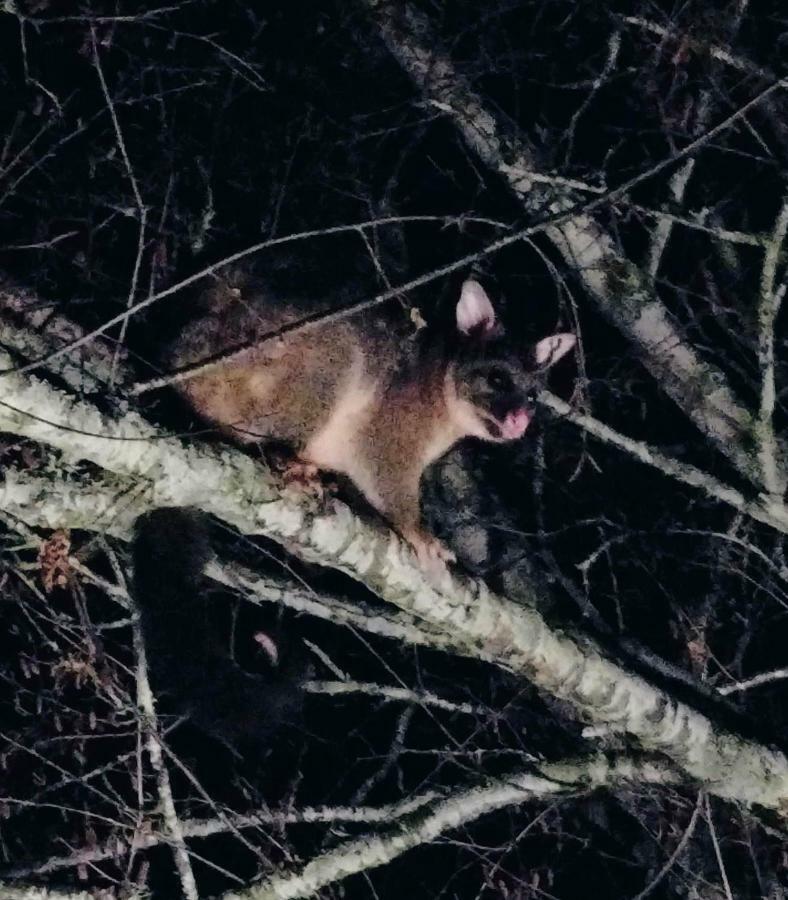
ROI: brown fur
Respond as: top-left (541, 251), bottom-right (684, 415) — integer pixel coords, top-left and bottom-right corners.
top-left (170, 275), bottom-right (574, 565)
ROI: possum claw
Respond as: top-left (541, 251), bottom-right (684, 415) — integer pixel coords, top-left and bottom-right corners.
top-left (268, 450), bottom-right (328, 500)
top-left (402, 528), bottom-right (456, 571)
top-left (282, 459), bottom-right (323, 497)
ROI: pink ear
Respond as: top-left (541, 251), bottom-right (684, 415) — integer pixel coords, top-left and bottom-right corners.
top-left (456, 280), bottom-right (497, 336)
top-left (533, 333), bottom-right (576, 368)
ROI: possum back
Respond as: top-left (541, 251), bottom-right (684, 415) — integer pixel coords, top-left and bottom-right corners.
top-left (169, 265), bottom-right (412, 446)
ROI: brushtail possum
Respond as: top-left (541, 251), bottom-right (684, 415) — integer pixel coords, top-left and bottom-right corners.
top-left (132, 508), bottom-right (305, 753)
top-left (171, 277), bottom-right (575, 565)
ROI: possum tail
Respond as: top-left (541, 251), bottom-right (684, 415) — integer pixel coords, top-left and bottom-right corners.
top-left (132, 508), bottom-right (305, 753)
top-left (132, 507), bottom-right (212, 660)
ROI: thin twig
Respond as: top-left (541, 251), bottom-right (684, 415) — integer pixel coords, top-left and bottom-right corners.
top-left (629, 790), bottom-right (704, 900)
top-left (718, 667), bottom-right (788, 696)
top-left (539, 390), bottom-right (788, 535)
top-left (132, 620), bottom-right (199, 899)
top-left (90, 28), bottom-right (148, 389)
top-left (620, 15), bottom-right (774, 79)
top-left (304, 679), bottom-right (487, 716)
top-left (629, 200), bottom-right (763, 249)
top-left (705, 794), bottom-right (735, 900)
top-left (222, 772), bottom-right (570, 900)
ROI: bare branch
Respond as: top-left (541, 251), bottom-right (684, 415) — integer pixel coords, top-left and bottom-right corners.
top-left (224, 756), bottom-right (679, 900)
top-left (223, 771), bottom-right (569, 900)
top-left (755, 192), bottom-right (788, 497)
top-left (704, 794), bottom-right (735, 900)
top-left (2, 340), bottom-right (788, 810)
top-left (630, 790), bottom-right (705, 900)
top-left (89, 28), bottom-right (148, 387)
top-left (539, 391), bottom-right (788, 534)
top-left (132, 607), bottom-right (199, 899)
top-left (304, 679), bottom-right (486, 716)
top-left (0, 275), bottom-right (130, 391)
top-left (620, 15), bottom-right (775, 79)
top-left (5, 793), bottom-right (442, 880)
top-left (360, 0), bottom-right (783, 488)
top-left (718, 668), bottom-right (788, 696)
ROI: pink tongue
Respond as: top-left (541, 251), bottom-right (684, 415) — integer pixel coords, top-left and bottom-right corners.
top-left (501, 407), bottom-right (530, 439)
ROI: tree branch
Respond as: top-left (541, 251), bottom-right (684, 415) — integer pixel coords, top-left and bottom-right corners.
top-left (359, 0), bottom-right (781, 488)
top-left (224, 771), bottom-right (569, 900)
top-left (539, 391), bottom-right (788, 533)
top-left (755, 192), bottom-right (788, 497)
top-left (2, 340), bottom-right (788, 811)
top-left (222, 755), bottom-right (679, 900)
top-left (133, 603), bottom-right (199, 899)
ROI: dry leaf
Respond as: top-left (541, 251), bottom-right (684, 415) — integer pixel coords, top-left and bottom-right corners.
top-left (38, 529), bottom-right (72, 593)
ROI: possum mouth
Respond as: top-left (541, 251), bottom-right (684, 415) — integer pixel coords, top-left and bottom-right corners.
top-left (485, 406), bottom-right (531, 440)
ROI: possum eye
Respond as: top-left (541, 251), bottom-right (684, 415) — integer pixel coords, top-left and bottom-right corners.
top-left (486, 369), bottom-right (512, 391)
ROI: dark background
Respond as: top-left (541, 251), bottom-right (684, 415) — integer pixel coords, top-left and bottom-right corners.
top-left (1, 1), bottom-right (787, 897)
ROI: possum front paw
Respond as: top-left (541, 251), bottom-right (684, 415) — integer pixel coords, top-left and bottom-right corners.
top-left (267, 449), bottom-right (336, 502)
top-left (280, 458), bottom-right (324, 497)
top-left (402, 526), bottom-right (456, 571)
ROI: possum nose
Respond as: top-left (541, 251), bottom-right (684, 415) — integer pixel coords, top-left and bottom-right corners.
top-left (500, 407), bottom-right (530, 439)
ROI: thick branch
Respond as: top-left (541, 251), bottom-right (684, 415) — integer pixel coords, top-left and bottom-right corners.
top-left (2, 348), bottom-right (788, 810)
top-left (0, 274), bottom-right (130, 393)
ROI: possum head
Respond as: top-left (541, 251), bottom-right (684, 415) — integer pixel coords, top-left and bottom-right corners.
top-left (446, 280), bottom-right (575, 442)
